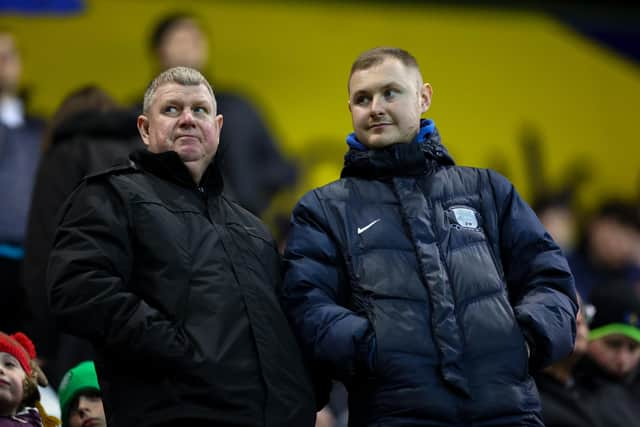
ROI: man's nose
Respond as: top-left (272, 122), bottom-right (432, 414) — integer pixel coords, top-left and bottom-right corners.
top-left (178, 109), bottom-right (196, 125)
top-left (77, 398), bottom-right (94, 415)
top-left (369, 95), bottom-right (385, 116)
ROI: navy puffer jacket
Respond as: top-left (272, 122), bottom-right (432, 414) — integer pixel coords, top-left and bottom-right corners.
top-left (282, 121), bottom-right (577, 427)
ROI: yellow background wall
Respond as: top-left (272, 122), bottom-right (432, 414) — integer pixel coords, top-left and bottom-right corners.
top-left (3, 0), bottom-right (639, 214)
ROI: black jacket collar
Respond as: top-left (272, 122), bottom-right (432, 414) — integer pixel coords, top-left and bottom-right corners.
top-left (129, 149), bottom-right (224, 194)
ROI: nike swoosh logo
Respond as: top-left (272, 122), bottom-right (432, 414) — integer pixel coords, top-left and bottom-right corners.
top-left (357, 218), bottom-right (381, 235)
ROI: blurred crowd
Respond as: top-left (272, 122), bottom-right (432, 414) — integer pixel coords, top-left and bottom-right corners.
top-left (1, 12), bottom-right (640, 427)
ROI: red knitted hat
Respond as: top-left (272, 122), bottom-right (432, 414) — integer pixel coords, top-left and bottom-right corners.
top-left (0, 331), bottom-right (36, 375)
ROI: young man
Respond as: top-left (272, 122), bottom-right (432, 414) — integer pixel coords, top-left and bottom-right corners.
top-left (58, 361), bottom-right (105, 427)
top-left (282, 47), bottom-right (577, 426)
top-left (47, 67), bottom-right (315, 427)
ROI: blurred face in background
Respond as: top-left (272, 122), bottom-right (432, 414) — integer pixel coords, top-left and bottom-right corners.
top-left (538, 206), bottom-right (576, 253)
top-left (68, 393), bottom-right (106, 427)
top-left (157, 19), bottom-right (209, 71)
top-left (589, 218), bottom-right (640, 268)
top-left (0, 352), bottom-right (25, 416)
top-left (0, 33), bottom-right (21, 96)
top-left (588, 333), bottom-right (640, 379)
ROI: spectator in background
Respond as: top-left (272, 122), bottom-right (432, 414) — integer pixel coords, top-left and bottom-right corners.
top-left (21, 86), bottom-right (143, 388)
top-left (0, 30), bottom-right (43, 333)
top-left (572, 281), bottom-right (640, 426)
top-left (535, 295), bottom-right (595, 427)
top-left (282, 47), bottom-right (577, 426)
top-left (57, 361), bottom-right (105, 427)
top-left (138, 13), bottom-right (297, 217)
top-left (568, 199), bottom-right (640, 300)
top-left (532, 191), bottom-right (577, 254)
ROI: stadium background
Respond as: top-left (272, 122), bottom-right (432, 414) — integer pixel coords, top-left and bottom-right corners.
top-left (2, 0), bottom-right (638, 220)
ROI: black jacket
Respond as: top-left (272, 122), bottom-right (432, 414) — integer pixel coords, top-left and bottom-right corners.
top-left (571, 356), bottom-right (640, 427)
top-left (535, 371), bottom-right (600, 427)
top-left (282, 122), bottom-right (577, 426)
top-left (47, 149), bottom-right (315, 427)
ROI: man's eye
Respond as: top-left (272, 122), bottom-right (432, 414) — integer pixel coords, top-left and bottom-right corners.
top-left (384, 89), bottom-right (398, 99)
top-left (354, 95), bottom-right (370, 106)
top-left (164, 106), bottom-right (178, 114)
top-left (193, 106), bottom-right (208, 114)
top-left (604, 340), bottom-right (624, 350)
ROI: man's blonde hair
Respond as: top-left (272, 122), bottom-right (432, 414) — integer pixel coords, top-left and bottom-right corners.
top-left (142, 66), bottom-right (215, 114)
top-left (349, 47), bottom-right (422, 92)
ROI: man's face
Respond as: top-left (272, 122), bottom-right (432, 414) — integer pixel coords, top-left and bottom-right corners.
top-left (0, 352), bottom-right (26, 416)
top-left (348, 57), bottom-right (432, 149)
top-left (137, 82), bottom-right (223, 174)
top-left (588, 334), bottom-right (640, 379)
top-left (590, 219), bottom-right (640, 268)
top-left (68, 394), bottom-right (106, 427)
top-left (158, 20), bottom-right (208, 71)
top-left (0, 34), bottom-right (21, 95)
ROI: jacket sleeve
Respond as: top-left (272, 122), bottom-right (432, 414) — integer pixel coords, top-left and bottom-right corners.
top-left (47, 177), bottom-right (195, 370)
top-left (281, 191), bottom-right (373, 386)
top-left (489, 170), bottom-right (577, 371)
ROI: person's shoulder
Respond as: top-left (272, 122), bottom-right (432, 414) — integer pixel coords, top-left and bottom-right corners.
top-left (86, 160), bottom-right (137, 178)
top-left (438, 164), bottom-right (502, 180)
top-left (215, 90), bottom-right (253, 107)
top-left (301, 177), bottom-right (354, 202)
top-left (448, 165), bottom-right (515, 189)
top-left (215, 90), bottom-right (258, 113)
top-left (82, 160), bottom-right (140, 186)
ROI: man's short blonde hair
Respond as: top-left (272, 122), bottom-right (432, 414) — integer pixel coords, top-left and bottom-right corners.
top-left (348, 47), bottom-right (422, 92)
top-left (142, 66), bottom-right (215, 114)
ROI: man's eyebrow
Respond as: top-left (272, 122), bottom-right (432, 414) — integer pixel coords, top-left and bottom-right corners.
top-left (160, 98), bottom-right (182, 105)
top-left (351, 89), bottom-right (369, 97)
top-left (161, 97), bottom-right (212, 106)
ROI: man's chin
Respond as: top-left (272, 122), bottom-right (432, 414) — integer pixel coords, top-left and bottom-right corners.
top-left (176, 148), bottom-right (204, 161)
top-left (364, 136), bottom-right (400, 150)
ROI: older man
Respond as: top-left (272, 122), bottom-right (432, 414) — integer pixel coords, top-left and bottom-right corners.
top-left (48, 67), bottom-right (315, 427)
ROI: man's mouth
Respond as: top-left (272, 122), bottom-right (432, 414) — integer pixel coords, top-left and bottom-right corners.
top-left (369, 123), bottom-right (391, 129)
top-left (82, 418), bottom-right (99, 427)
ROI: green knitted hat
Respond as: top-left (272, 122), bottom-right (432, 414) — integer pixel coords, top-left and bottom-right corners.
top-left (58, 361), bottom-right (100, 426)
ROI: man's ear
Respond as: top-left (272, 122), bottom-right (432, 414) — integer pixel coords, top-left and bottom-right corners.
top-left (137, 115), bottom-right (151, 146)
top-left (420, 83), bottom-right (433, 114)
top-left (348, 99), bottom-right (352, 113)
top-left (214, 114), bottom-right (224, 140)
